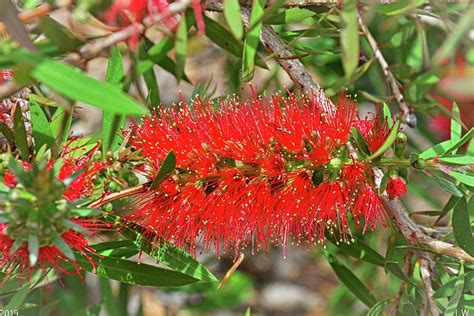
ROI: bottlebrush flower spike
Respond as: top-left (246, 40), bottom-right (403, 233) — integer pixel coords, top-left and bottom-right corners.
top-left (355, 107), bottom-right (392, 153)
top-left (386, 176), bottom-right (407, 199)
top-left (0, 142), bottom-right (109, 280)
top-left (0, 224), bottom-right (97, 281)
top-left (126, 90), bottom-right (390, 255)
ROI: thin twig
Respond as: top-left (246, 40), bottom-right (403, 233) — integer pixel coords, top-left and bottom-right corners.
top-left (357, 11), bottom-right (411, 120)
top-left (0, 3), bottom-right (51, 33)
top-left (89, 183), bottom-right (148, 208)
top-left (218, 252), bottom-right (245, 289)
top-left (79, 0), bottom-right (191, 60)
top-left (418, 254), bottom-right (440, 316)
top-left (383, 196), bottom-right (474, 263)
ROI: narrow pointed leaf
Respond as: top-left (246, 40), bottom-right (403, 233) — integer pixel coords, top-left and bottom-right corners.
top-left (242, 0), bottom-right (266, 82)
top-left (367, 120), bottom-right (401, 161)
top-left (28, 234), bottom-right (39, 266)
top-left (175, 16), bottom-right (188, 81)
top-left (103, 214), bottom-right (217, 282)
top-left (0, 121), bottom-right (14, 145)
top-left (326, 254), bottom-right (376, 307)
top-left (53, 234), bottom-right (76, 261)
top-left (12, 52), bottom-right (146, 115)
top-left (341, 0), bottom-right (359, 78)
top-left (224, 0), bottom-right (244, 39)
top-left (150, 150), bottom-right (176, 189)
top-left (452, 198), bottom-right (474, 256)
top-left (77, 254), bottom-right (199, 287)
top-left (431, 176), bottom-right (464, 197)
top-left (30, 97), bottom-right (54, 150)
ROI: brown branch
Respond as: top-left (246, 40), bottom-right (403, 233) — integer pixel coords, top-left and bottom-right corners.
top-left (418, 254), bottom-right (440, 316)
top-left (356, 11), bottom-right (411, 121)
top-left (79, 0), bottom-right (191, 60)
top-left (0, 3), bottom-right (51, 33)
top-left (383, 197), bottom-right (474, 263)
top-left (89, 183), bottom-right (148, 208)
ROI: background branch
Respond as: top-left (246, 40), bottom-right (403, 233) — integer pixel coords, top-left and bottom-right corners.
top-left (357, 10), bottom-right (411, 121)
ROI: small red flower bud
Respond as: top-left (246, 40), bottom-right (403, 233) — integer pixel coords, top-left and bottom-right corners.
top-left (386, 176), bottom-right (407, 199)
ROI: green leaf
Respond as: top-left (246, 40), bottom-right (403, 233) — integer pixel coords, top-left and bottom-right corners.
top-left (149, 150), bottom-right (177, 189)
top-left (435, 272), bottom-right (474, 298)
top-left (28, 234), bottom-right (39, 266)
top-left (99, 277), bottom-right (121, 316)
top-left (366, 120), bottom-right (401, 161)
top-left (450, 171), bottom-right (474, 187)
top-left (204, 16), bottom-right (266, 68)
top-left (451, 102), bottom-right (462, 149)
top-left (175, 15), bottom-right (188, 81)
top-left (38, 16), bottom-right (84, 52)
top-left (443, 128), bottom-right (474, 157)
top-left (327, 233), bottom-right (385, 267)
top-left (53, 234), bottom-right (76, 260)
top-left (8, 157), bottom-right (30, 186)
top-left (444, 265), bottom-right (465, 316)
top-left (70, 207), bottom-right (102, 217)
top-left (14, 52), bottom-right (146, 115)
top-left (104, 214), bottom-right (217, 282)
top-left (224, 0), bottom-right (244, 39)
top-left (440, 155), bottom-right (474, 165)
top-left (431, 176), bottom-right (464, 197)
top-left (385, 261), bottom-right (417, 286)
top-left (452, 198), bottom-right (474, 256)
top-left (106, 46), bottom-right (124, 86)
top-left (0, 121), bottom-right (14, 145)
top-left (92, 240), bottom-right (136, 252)
top-left (30, 97), bottom-right (54, 151)
top-left (140, 39), bottom-right (161, 108)
top-left (326, 254), bottom-right (377, 307)
top-left (419, 140), bottom-right (452, 159)
top-left (351, 127), bottom-right (370, 157)
top-left (433, 6), bottom-right (474, 66)
top-left (5, 283), bottom-right (30, 310)
top-left (375, 0), bottom-right (426, 15)
top-left (242, 0), bottom-right (266, 82)
top-left (383, 103), bottom-right (394, 129)
top-left (102, 46), bottom-right (126, 153)
top-left (340, 0), bottom-right (359, 78)
top-left (13, 104), bottom-right (30, 160)
top-left (77, 254), bottom-right (199, 287)
top-left (435, 195), bottom-right (461, 225)
top-left (366, 299), bottom-right (391, 316)
top-left (50, 107), bottom-right (72, 145)
top-left (265, 8), bottom-right (315, 24)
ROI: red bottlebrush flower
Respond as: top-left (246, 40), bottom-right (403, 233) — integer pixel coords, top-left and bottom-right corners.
top-left (386, 176), bottom-right (407, 199)
top-left (0, 223), bottom-right (97, 280)
top-left (1, 143), bottom-right (109, 279)
top-left (355, 107), bottom-right (392, 153)
top-left (126, 91), bottom-right (387, 255)
top-left (352, 185), bottom-right (388, 233)
top-left (3, 170), bottom-right (17, 188)
top-left (3, 161), bottom-right (31, 188)
top-left (104, 0), bottom-right (205, 46)
top-left (4, 142), bottom-right (108, 200)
